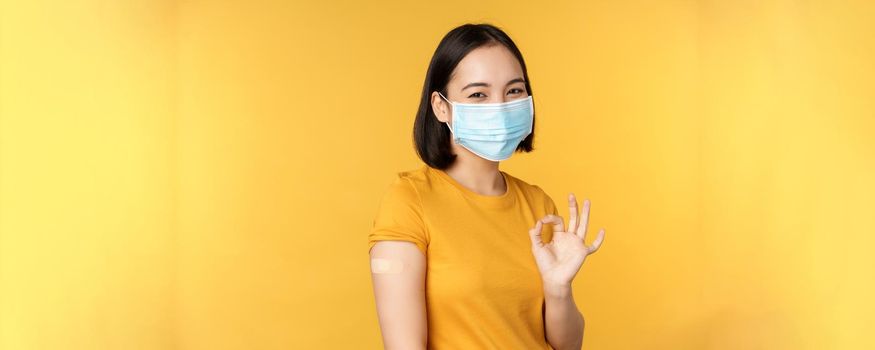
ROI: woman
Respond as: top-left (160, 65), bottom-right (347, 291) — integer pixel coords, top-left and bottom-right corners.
top-left (368, 23), bottom-right (606, 350)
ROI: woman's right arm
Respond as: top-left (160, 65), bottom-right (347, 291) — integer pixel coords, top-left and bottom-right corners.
top-left (369, 240), bottom-right (428, 349)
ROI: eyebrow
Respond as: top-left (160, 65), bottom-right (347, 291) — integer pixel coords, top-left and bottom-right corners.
top-left (461, 77), bottom-right (526, 91)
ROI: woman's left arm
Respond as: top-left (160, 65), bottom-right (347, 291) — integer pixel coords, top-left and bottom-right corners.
top-left (543, 283), bottom-right (584, 350)
top-left (529, 193), bottom-right (605, 350)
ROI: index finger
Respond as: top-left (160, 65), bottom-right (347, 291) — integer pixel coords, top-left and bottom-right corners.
top-left (538, 214), bottom-right (565, 233)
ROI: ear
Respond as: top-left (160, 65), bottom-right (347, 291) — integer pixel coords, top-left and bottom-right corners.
top-left (430, 91), bottom-right (450, 123)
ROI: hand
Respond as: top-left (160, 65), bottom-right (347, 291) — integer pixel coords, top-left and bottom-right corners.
top-left (529, 193), bottom-right (606, 288)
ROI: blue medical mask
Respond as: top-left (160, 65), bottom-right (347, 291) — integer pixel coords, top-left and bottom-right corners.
top-left (438, 91), bottom-right (534, 162)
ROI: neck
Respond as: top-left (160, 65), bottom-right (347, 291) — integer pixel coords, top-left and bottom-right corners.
top-left (444, 142), bottom-right (507, 196)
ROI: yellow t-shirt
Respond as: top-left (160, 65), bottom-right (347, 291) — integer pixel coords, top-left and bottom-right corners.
top-left (368, 164), bottom-right (559, 349)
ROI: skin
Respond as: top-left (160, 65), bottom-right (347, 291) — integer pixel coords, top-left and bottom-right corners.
top-left (370, 43), bottom-right (606, 350)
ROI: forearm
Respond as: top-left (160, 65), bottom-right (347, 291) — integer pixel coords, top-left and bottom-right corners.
top-left (543, 283), bottom-right (585, 350)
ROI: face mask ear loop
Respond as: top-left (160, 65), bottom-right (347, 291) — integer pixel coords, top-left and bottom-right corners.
top-left (437, 91), bottom-right (457, 142)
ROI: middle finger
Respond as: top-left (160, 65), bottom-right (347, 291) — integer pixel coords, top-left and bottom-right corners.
top-left (567, 193), bottom-right (579, 234)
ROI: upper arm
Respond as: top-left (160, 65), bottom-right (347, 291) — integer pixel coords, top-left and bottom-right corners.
top-left (369, 241), bottom-right (427, 349)
top-left (368, 176), bottom-right (429, 348)
top-left (368, 176), bottom-right (429, 255)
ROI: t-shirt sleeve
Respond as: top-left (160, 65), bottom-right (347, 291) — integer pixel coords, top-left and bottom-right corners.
top-left (368, 175), bottom-right (429, 256)
top-left (534, 184), bottom-right (559, 216)
top-left (532, 184), bottom-right (558, 243)
top-left (548, 194), bottom-right (559, 216)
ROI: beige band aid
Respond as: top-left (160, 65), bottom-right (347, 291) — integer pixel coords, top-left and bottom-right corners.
top-left (371, 258), bottom-right (404, 274)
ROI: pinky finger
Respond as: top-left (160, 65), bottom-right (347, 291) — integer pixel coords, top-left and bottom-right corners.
top-left (587, 228), bottom-right (606, 254)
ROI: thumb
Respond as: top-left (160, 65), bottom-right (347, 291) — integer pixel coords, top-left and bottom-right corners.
top-left (529, 220), bottom-right (544, 248)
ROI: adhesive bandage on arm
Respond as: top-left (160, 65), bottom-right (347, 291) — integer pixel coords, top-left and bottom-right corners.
top-left (371, 258), bottom-right (405, 274)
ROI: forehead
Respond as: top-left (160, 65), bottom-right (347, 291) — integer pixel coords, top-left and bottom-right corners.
top-left (449, 44), bottom-right (524, 86)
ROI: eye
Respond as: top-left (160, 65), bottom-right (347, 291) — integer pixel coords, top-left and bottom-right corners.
top-left (507, 88), bottom-right (524, 95)
top-left (468, 92), bottom-right (486, 98)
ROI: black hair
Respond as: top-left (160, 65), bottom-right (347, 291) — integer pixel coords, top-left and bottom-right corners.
top-left (413, 23), bottom-right (536, 169)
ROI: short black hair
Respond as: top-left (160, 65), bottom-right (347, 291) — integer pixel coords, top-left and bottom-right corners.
top-left (413, 23), bottom-right (536, 169)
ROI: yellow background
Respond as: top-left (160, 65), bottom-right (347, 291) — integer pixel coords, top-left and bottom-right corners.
top-left (1, 0), bottom-right (873, 349)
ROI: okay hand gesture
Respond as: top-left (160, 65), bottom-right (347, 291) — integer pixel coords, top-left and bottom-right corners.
top-left (529, 193), bottom-right (606, 287)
